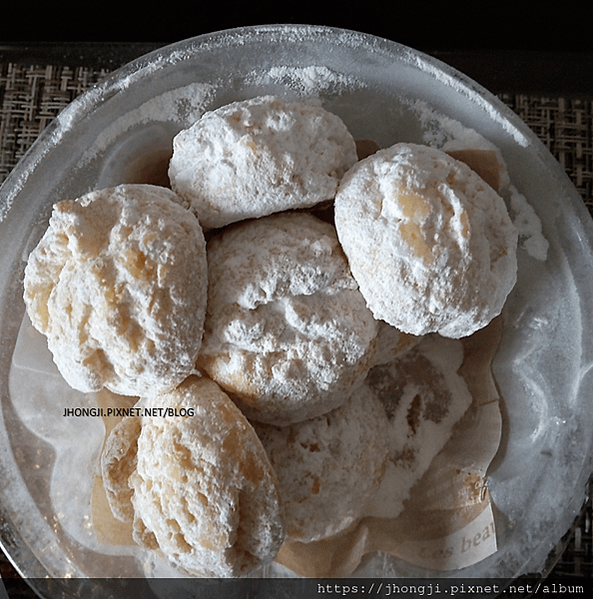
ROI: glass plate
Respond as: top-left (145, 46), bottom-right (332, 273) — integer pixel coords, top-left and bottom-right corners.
top-left (1, 24), bottom-right (592, 592)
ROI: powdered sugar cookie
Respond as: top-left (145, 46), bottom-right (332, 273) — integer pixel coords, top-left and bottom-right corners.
top-left (125, 376), bottom-right (284, 578)
top-left (334, 143), bottom-right (518, 338)
top-left (253, 387), bottom-right (389, 542)
top-left (100, 414), bottom-right (141, 523)
top-left (23, 184), bottom-right (208, 396)
top-left (197, 212), bottom-right (378, 425)
top-left (168, 95), bottom-right (358, 230)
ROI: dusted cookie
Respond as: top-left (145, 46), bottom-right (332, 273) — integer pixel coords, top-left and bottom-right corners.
top-left (197, 212), bottom-right (378, 425)
top-left (253, 387), bottom-right (389, 542)
top-left (129, 376), bottom-right (285, 577)
top-left (100, 414), bottom-right (141, 523)
top-left (334, 143), bottom-right (518, 338)
top-left (23, 184), bottom-right (208, 396)
top-left (168, 95), bottom-right (357, 230)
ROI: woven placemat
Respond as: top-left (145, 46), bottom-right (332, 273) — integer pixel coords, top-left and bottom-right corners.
top-left (1, 62), bottom-right (592, 592)
top-left (500, 94), bottom-right (593, 214)
top-left (0, 64), bottom-right (111, 183)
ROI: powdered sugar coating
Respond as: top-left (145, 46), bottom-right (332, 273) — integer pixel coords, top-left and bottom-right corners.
top-left (197, 212), bottom-right (378, 425)
top-left (129, 376), bottom-right (285, 578)
top-left (334, 143), bottom-right (518, 338)
top-left (23, 184), bottom-right (208, 396)
top-left (253, 387), bottom-right (389, 542)
top-left (101, 415), bottom-right (141, 523)
top-left (168, 95), bottom-right (358, 230)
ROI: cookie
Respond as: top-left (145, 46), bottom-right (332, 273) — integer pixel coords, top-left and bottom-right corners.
top-left (168, 95), bottom-right (357, 230)
top-left (23, 184), bottom-right (208, 396)
top-left (119, 376), bottom-right (285, 577)
top-left (197, 212), bottom-right (378, 425)
top-left (253, 387), bottom-right (389, 542)
top-left (100, 414), bottom-right (141, 523)
top-left (334, 143), bottom-right (518, 338)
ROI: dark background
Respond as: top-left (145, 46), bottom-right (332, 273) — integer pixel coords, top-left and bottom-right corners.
top-left (1, 4), bottom-right (592, 97)
top-left (0, 4), bottom-right (590, 50)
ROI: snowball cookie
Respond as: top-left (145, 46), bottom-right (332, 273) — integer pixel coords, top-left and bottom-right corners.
top-left (334, 143), bottom-right (518, 338)
top-left (252, 387), bottom-right (389, 542)
top-left (23, 184), bottom-right (208, 396)
top-left (101, 414), bottom-right (141, 523)
top-left (168, 95), bottom-right (358, 230)
top-left (197, 212), bottom-right (379, 425)
top-left (129, 376), bottom-right (285, 578)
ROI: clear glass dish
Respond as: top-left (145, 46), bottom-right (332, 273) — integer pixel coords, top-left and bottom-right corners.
top-left (1, 24), bottom-right (592, 594)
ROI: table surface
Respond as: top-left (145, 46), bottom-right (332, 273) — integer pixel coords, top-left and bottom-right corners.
top-left (0, 43), bottom-right (592, 596)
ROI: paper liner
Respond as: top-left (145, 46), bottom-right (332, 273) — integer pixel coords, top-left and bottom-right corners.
top-left (276, 316), bottom-right (503, 576)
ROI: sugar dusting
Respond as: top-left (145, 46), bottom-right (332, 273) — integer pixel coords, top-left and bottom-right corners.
top-left (245, 65), bottom-right (363, 99)
top-left (410, 54), bottom-right (530, 148)
top-left (509, 186), bottom-right (549, 261)
top-left (407, 99), bottom-right (548, 262)
top-left (79, 82), bottom-right (215, 166)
